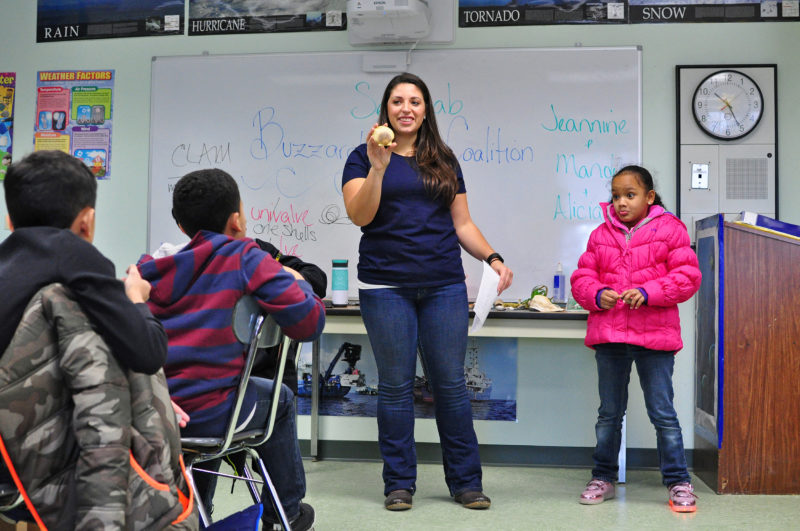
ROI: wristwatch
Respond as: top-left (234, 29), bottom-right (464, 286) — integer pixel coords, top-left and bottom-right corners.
top-left (485, 252), bottom-right (503, 265)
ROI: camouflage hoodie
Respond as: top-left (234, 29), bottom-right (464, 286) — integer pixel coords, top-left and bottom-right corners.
top-left (0, 283), bottom-right (198, 530)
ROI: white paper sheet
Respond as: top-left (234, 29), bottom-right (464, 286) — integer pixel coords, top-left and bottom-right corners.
top-left (469, 262), bottom-right (500, 334)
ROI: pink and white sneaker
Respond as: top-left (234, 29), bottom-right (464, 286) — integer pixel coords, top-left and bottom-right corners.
top-left (579, 479), bottom-right (615, 505)
top-left (668, 482), bottom-right (697, 513)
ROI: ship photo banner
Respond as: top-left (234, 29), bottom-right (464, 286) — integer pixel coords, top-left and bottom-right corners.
top-left (459, 0), bottom-right (800, 25)
top-left (188, 0), bottom-right (347, 35)
top-left (296, 335), bottom-right (519, 422)
top-left (37, 0), bottom-right (184, 42)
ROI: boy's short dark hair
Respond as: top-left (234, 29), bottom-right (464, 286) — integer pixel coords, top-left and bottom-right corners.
top-left (4, 150), bottom-right (97, 229)
top-left (171, 169), bottom-right (241, 238)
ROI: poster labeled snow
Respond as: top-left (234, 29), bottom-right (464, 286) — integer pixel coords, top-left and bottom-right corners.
top-left (459, 0), bottom-right (798, 25)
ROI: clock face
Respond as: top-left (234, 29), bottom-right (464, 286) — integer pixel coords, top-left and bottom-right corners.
top-left (692, 70), bottom-right (764, 140)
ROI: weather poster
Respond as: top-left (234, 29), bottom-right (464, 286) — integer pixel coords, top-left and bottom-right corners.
top-left (37, 0), bottom-right (184, 42)
top-left (0, 73), bottom-right (14, 181)
top-left (188, 0), bottom-right (346, 35)
top-left (459, 0), bottom-right (799, 25)
top-left (628, 0), bottom-right (799, 23)
top-left (35, 70), bottom-right (115, 179)
top-left (459, 0), bottom-right (628, 25)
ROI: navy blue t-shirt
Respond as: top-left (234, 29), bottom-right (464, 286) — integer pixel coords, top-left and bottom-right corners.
top-left (342, 144), bottom-right (466, 287)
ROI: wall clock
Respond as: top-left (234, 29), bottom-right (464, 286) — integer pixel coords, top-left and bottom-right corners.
top-left (675, 64), bottom-right (777, 229)
top-left (692, 70), bottom-right (764, 141)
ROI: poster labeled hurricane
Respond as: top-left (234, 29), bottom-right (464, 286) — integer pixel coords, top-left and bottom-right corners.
top-left (188, 0), bottom-right (347, 35)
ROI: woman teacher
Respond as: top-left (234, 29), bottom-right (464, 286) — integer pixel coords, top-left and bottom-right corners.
top-left (342, 72), bottom-right (513, 512)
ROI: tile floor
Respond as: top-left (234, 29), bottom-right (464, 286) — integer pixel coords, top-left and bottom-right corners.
top-left (209, 459), bottom-right (800, 530)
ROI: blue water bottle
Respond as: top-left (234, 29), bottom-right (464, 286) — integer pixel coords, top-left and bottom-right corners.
top-left (553, 262), bottom-right (566, 304)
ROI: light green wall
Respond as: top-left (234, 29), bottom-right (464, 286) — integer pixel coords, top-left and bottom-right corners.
top-left (2, 2), bottom-right (798, 450)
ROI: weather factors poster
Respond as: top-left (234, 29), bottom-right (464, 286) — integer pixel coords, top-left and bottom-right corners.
top-left (35, 70), bottom-right (115, 179)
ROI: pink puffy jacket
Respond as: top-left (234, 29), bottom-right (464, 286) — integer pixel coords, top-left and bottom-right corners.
top-left (570, 203), bottom-right (701, 352)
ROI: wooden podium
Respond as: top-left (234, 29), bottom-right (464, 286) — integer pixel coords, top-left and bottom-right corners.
top-left (693, 216), bottom-right (800, 494)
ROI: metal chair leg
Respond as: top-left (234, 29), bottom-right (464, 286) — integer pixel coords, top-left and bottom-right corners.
top-left (241, 451), bottom-right (262, 503)
top-left (185, 463), bottom-right (212, 527)
top-left (253, 456), bottom-right (291, 530)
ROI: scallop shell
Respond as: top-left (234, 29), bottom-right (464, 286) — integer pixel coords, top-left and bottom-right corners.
top-left (372, 126), bottom-right (394, 147)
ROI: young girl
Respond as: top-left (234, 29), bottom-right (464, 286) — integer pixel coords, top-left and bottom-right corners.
top-left (570, 165), bottom-right (702, 513)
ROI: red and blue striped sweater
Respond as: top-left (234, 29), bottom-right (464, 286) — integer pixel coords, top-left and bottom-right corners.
top-left (138, 230), bottom-right (325, 433)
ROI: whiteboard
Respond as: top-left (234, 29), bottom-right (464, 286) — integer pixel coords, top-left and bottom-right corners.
top-left (148, 47), bottom-right (641, 301)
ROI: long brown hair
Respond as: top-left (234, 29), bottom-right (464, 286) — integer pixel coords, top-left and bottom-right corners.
top-left (378, 73), bottom-right (459, 205)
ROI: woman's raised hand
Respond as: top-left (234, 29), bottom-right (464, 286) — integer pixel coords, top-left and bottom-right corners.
top-left (366, 123), bottom-right (395, 172)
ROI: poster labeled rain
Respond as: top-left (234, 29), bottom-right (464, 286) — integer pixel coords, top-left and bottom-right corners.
top-left (37, 0), bottom-right (184, 42)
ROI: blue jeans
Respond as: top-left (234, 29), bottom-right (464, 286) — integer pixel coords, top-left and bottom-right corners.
top-left (182, 377), bottom-right (306, 521)
top-left (359, 283), bottom-right (482, 497)
top-left (592, 344), bottom-right (691, 487)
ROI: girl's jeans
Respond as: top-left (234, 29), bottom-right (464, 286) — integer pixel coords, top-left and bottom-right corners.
top-left (592, 343), bottom-right (691, 487)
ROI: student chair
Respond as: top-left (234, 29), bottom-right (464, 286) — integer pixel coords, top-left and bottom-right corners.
top-left (180, 296), bottom-right (293, 530)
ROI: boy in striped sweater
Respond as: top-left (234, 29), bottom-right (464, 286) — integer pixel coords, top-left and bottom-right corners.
top-left (138, 168), bottom-right (325, 531)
